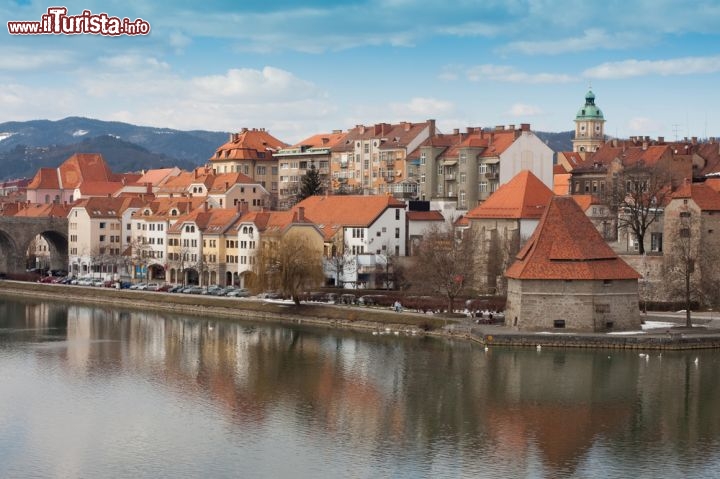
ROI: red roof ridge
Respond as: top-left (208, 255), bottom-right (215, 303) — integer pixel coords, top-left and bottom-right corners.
top-left (506, 196), bottom-right (640, 280)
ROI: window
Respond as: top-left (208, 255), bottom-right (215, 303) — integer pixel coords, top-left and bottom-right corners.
top-left (395, 209), bottom-right (400, 220)
top-left (680, 228), bottom-right (690, 238)
top-left (99, 235), bottom-right (106, 242)
top-left (651, 233), bottom-right (663, 252)
top-left (395, 227), bottom-right (400, 239)
top-left (99, 222), bottom-right (106, 229)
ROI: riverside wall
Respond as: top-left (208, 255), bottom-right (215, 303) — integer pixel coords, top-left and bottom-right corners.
top-left (3, 281), bottom-right (720, 350)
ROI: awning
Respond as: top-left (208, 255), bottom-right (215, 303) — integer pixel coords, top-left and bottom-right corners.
top-left (483, 158), bottom-right (500, 164)
top-left (442, 160), bottom-right (457, 166)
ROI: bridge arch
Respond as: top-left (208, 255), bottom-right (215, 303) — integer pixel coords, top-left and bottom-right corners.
top-left (0, 217), bottom-right (68, 275)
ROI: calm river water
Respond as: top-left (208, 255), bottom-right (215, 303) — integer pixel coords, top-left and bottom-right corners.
top-left (2, 297), bottom-right (720, 478)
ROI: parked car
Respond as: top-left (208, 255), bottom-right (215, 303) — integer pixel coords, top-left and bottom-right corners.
top-left (182, 286), bottom-right (204, 294)
top-left (145, 283), bottom-right (160, 291)
top-left (129, 282), bottom-right (146, 290)
top-left (226, 288), bottom-right (250, 298)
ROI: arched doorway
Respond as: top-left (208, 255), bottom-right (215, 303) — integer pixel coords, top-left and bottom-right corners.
top-left (185, 268), bottom-right (199, 285)
top-left (148, 264), bottom-right (165, 281)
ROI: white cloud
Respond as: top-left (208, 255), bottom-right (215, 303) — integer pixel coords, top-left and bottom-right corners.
top-left (508, 103), bottom-right (542, 116)
top-left (502, 28), bottom-right (646, 55)
top-left (584, 56), bottom-right (720, 79)
top-left (628, 117), bottom-right (665, 134)
top-left (0, 48), bottom-right (76, 71)
top-left (192, 67), bottom-right (318, 101)
top-left (466, 64), bottom-right (575, 84)
top-left (390, 97), bottom-right (455, 117)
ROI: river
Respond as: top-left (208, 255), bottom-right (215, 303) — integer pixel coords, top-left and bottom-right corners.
top-left (1, 297), bottom-right (720, 478)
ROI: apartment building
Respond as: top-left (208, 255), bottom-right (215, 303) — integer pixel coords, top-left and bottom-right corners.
top-left (68, 196), bottom-right (143, 279)
top-left (275, 131), bottom-right (346, 209)
top-left (329, 120), bottom-right (436, 197)
top-left (208, 128), bottom-right (288, 208)
top-left (418, 124), bottom-right (554, 214)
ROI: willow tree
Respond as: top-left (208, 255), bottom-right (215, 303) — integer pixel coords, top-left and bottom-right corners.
top-left (251, 235), bottom-right (324, 305)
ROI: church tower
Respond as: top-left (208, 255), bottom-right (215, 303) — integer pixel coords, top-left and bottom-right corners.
top-left (572, 89), bottom-right (605, 154)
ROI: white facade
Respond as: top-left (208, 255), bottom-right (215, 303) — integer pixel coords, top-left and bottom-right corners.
top-left (498, 131), bottom-right (554, 190)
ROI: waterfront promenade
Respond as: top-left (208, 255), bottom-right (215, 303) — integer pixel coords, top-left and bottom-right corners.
top-left (2, 280), bottom-right (720, 350)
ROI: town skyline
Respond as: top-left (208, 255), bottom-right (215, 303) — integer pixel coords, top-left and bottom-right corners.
top-left (3, 1), bottom-right (720, 144)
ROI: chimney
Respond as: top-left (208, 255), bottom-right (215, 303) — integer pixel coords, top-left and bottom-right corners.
top-left (404, 122), bottom-right (411, 132)
top-left (520, 123), bottom-right (530, 132)
top-left (495, 125), bottom-right (505, 131)
top-left (508, 124), bottom-right (515, 130)
top-left (692, 136), bottom-right (698, 145)
top-left (658, 136), bottom-right (664, 143)
top-left (298, 206), bottom-right (305, 221)
top-left (642, 140), bottom-right (648, 151)
top-left (466, 127), bottom-right (473, 134)
top-left (453, 128), bottom-right (460, 135)
top-left (427, 119), bottom-right (436, 137)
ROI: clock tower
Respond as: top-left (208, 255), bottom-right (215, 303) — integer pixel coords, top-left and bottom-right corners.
top-left (572, 89), bottom-right (605, 154)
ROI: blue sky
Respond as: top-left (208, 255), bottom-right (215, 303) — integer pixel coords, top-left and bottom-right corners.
top-left (2, 0), bottom-right (720, 144)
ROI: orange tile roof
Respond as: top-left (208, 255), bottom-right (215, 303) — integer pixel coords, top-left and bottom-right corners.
top-left (465, 170), bottom-right (554, 220)
top-left (407, 210), bottom-right (444, 221)
top-left (569, 194), bottom-right (602, 213)
top-left (505, 196), bottom-right (640, 280)
top-left (132, 197), bottom-right (203, 220)
top-left (553, 164), bottom-right (569, 175)
top-left (207, 172), bottom-right (258, 193)
top-left (574, 143), bottom-right (670, 173)
top-left (453, 215), bottom-right (469, 227)
top-left (672, 182), bottom-right (720, 211)
top-left (136, 168), bottom-right (179, 186)
top-left (292, 195), bottom-right (405, 228)
top-left (77, 181), bottom-right (124, 196)
top-left (169, 205), bottom-right (244, 234)
top-left (27, 168), bottom-right (60, 190)
top-left (210, 128), bottom-right (288, 162)
top-left (291, 132), bottom-right (346, 149)
top-left (59, 153), bottom-right (113, 189)
top-left (704, 177), bottom-right (720, 192)
top-left (73, 196), bottom-right (143, 218)
top-left (557, 151), bottom-right (584, 170)
top-left (10, 202), bottom-right (72, 218)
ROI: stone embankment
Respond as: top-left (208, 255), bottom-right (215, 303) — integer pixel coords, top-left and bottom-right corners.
top-left (3, 281), bottom-right (720, 350)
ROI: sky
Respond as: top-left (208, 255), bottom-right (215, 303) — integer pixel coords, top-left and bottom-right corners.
top-left (2, 0), bottom-right (720, 144)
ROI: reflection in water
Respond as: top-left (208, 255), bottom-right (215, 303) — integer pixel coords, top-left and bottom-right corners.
top-left (1, 297), bottom-right (720, 478)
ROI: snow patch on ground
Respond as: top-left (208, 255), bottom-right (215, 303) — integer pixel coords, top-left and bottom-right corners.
top-left (642, 321), bottom-right (677, 330)
top-left (72, 129), bottom-right (88, 137)
top-left (607, 330), bottom-right (646, 335)
top-left (0, 132), bottom-right (14, 141)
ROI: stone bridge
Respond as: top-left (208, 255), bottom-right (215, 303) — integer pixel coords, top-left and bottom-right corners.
top-left (0, 217), bottom-right (68, 274)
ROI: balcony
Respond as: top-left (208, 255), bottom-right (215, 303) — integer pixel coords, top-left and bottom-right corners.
top-left (484, 172), bottom-right (498, 180)
top-left (445, 173), bottom-right (456, 181)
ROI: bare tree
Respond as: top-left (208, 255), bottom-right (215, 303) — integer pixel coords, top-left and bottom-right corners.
top-left (325, 248), bottom-right (356, 288)
top-left (251, 235), bottom-right (324, 305)
top-left (406, 224), bottom-right (475, 313)
top-left (610, 164), bottom-right (674, 254)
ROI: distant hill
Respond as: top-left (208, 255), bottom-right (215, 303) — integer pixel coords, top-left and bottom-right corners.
top-left (0, 117), bottom-right (576, 181)
top-left (535, 130), bottom-right (573, 155)
top-left (0, 117), bottom-right (229, 180)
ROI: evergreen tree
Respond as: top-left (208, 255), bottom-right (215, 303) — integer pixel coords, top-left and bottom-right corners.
top-left (299, 162), bottom-right (323, 200)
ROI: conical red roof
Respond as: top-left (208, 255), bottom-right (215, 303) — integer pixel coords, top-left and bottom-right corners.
top-left (505, 196), bottom-right (640, 280)
top-left (465, 170), bottom-right (553, 219)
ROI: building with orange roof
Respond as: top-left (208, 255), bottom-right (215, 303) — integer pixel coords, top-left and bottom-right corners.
top-left (463, 170), bottom-right (554, 294)
top-left (166, 202), bottom-right (248, 286)
top-left (570, 194), bottom-right (614, 241)
top-left (68, 196), bottom-right (144, 279)
top-left (407, 206), bottom-right (445, 256)
top-left (417, 123), bottom-right (553, 216)
top-left (27, 153), bottom-right (116, 204)
top-left (552, 163), bottom-right (571, 195)
top-left (155, 166), bottom-right (270, 211)
top-left (129, 196), bottom-right (205, 281)
top-left (208, 128), bottom-right (288, 207)
top-left (282, 195), bottom-right (407, 288)
top-left (234, 206), bottom-right (324, 288)
top-left (505, 196), bottom-right (640, 332)
top-left (329, 120), bottom-right (436, 199)
top-left (661, 182), bottom-right (720, 306)
top-left (275, 131), bottom-right (346, 209)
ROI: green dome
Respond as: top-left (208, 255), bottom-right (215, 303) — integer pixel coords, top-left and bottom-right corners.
top-left (576, 89), bottom-right (604, 120)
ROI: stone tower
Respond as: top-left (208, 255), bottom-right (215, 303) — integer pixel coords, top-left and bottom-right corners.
top-left (572, 89), bottom-right (605, 154)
